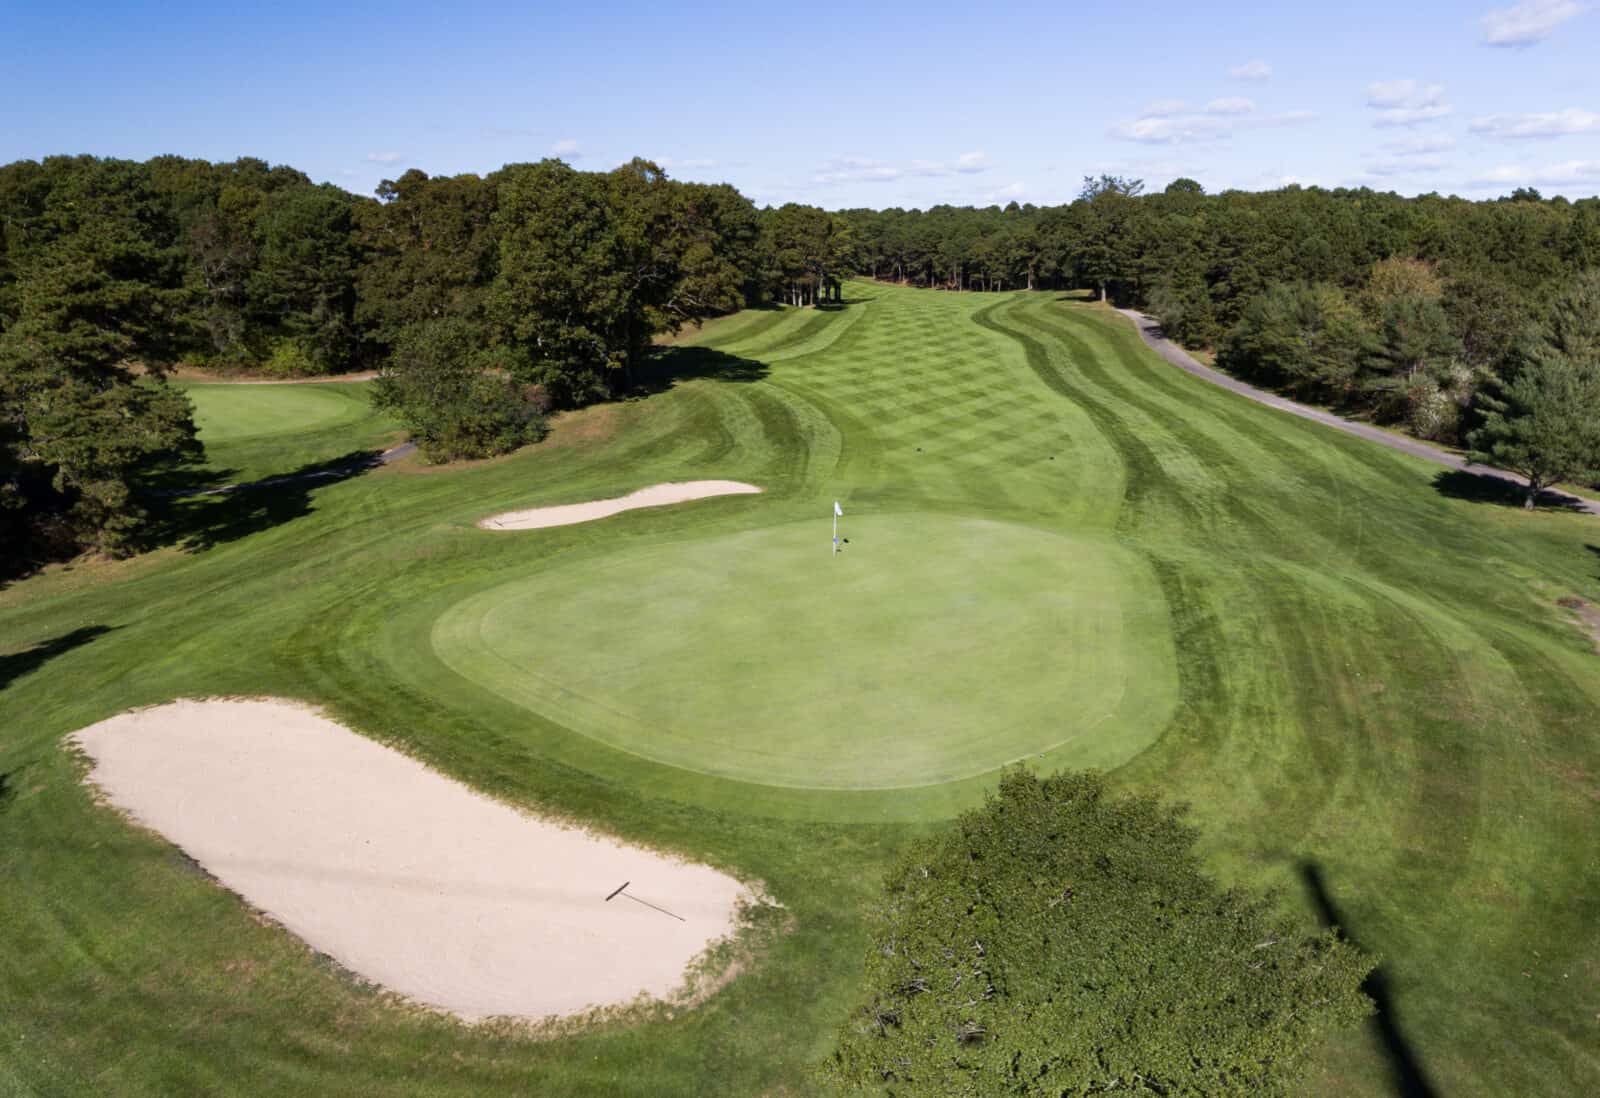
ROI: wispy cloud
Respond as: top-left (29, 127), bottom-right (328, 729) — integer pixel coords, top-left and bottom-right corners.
top-left (1469, 107), bottom-right (1600, 138)
top-left (552, 138), bottom-right (581, 157)
top-left (1111, 116), bottom-right (1232, 144)
top-left (1380, 134), bottom-right (1458, 156)
top-left (1206, 97), bottom-right (1256, 116)
top-left (813, 156), bottom-right (901, 184)
top-left (1366, 156), bottom-right (1449, 177)
top-left (365, 151), bottom-right (404, 163)
top-left (1109, 102), bottom-right (1313, 146)
top-left (1366, 80), bottom-right (1451, 126)
top-left (1469, 158), bottom-right (1600, 186)
top-left (811, 151), bottom-right (990, 185)
top-left (1479, 0), bottom-right (1583, 46)
top-left (1229, 59), bottom-right (1273, 81)
top-left (1139, 99), bottom-right (1192, 119)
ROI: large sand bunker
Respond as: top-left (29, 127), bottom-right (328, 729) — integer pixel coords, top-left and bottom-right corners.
top-left (71, 699), bottom-right (753, 1021)
top-left (480, 480), bottom-right (761, 530)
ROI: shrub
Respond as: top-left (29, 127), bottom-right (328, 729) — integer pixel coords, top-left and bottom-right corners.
top-left (825, 770), bottom-right (1374, 1097)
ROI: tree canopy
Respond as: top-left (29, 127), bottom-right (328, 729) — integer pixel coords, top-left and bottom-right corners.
top-left (826, 770), bottom-right (1374, 1097)
top-left (1469, 271), bottom-right (1600, 506)
top-left (5, 150), bottom-right (1599, 574)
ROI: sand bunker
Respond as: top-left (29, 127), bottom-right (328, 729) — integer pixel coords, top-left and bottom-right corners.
top-left (480, 480), bottom-right (761, 530)
top-left (71, 699), bottom-right (753, 1021)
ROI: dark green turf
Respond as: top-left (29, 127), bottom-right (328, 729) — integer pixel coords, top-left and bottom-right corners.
top-left (2, 285), bottom-right (1598, 1096)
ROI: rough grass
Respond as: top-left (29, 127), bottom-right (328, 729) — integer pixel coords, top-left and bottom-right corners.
top-left (2, 283), bottom-right (1598, 1095)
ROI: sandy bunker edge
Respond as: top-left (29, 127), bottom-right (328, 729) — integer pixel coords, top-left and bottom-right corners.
top-left (479, 480), bottom-right (762, 530)
top-left (69, 697), bottom-right (761, 1022)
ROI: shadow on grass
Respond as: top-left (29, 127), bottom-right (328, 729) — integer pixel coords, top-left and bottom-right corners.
top-left (631, 345), bottom-right (769, 397)
top-left (1586, 544), bottom-right (1600, 579)
top-left (1300, 862), bottom-right (1440, 1098)
top-left (1430, 470), bottom-right (1590, 512)
top-left (151, 449), bottom-right (388, 552)
top-left (0, 625), bottom-right (116, 693)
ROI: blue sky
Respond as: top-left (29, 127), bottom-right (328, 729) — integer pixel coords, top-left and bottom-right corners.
top-left (3, 1), bottom-right (1598, 207)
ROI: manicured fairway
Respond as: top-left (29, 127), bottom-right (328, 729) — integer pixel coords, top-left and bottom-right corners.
top-left (434, 513), bottom-right (1176, 788)
top-left (2, 283), bottom-right (1598, 1097)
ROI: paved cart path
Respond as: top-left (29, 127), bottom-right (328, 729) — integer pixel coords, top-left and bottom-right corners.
top-left (1118, 308), bottom-right (1600, 517)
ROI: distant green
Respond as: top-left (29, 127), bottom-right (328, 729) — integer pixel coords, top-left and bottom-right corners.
top-left (181, 380), bottom-right (401, 482)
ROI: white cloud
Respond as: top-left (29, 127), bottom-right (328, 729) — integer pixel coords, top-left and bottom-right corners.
top-left (1139, 99), bottom-right (1192, 118)
top-left (1375, 105), bottom-right (1453, 126)
top-left (1468, 159), bottom-right (1600, 186)
top-left (1229, 60), bottom-right (1272, 81)
top-left (1469, 108), bottom-right (1600, 138)
top-left (552, 138), bottom-right (581, 157)
top-left (365, 151), bottom-right (403, 163)
top-left (1109, 108), bottom-right (1314, 145)
top-left (1206, 97), bottom-right (1256, 116)
top-left (1111, 115), bottom-right (1232, 144)
top-left (812, 155), bottom-right (901, 184)
top-left (813, 152), bottom-right (990, 185)
top-left (1366, 80), bottom-right (1421, 108)
top-left (1366, 156), bottom-right (1449, 177)
top-left (1480, 0), bottom-right (1583, 46)
top-left (1381, 134), bottom-right (1458, 155)
top-left (1366, 81), bottom-right (1451, 126)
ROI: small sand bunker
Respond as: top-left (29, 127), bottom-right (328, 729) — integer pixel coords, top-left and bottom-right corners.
top-left (71, 699), bottom-right (753, 1021)
top-left (480, 480), bottom-right (761, 530)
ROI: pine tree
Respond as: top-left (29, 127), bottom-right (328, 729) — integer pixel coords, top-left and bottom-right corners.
top-left (1469, 271), bottom-right (1600, 508)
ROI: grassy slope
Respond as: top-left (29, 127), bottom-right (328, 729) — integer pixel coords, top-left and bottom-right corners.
top-left (1, 286), bottom-right (1597, 1095)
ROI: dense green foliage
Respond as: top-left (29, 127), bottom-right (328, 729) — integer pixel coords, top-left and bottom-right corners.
top-left (827, 770), bottom-right (1373, 1096)
top-left (370, 318), bottom-right (546, 461)
top-left (4, 285), bottom-right (1598, 1096)
top-left (0, 158), bottom-right (202, 558)
top-left (1470, 271), bottom-right (1600, 504)
top-left (5, 151), bottom-right (1598, 564)
top-left (0, 154), bottom-right (760, 564)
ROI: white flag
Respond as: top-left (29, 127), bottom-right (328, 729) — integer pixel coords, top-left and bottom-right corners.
top-left (834, 501), bottom-right (843, 517)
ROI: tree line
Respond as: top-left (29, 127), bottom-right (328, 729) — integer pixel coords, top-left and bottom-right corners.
top-left (5, 154), bottom-right (1600, 571)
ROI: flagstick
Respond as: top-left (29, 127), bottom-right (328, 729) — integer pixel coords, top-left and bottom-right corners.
top-left (832, 508), bottom-right (838, 556)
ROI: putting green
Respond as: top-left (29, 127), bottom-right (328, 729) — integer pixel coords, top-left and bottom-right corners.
top-left (432, 513), bottom-right (1178, 788)
top-left (185, 383), bottom-right (372, 444)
